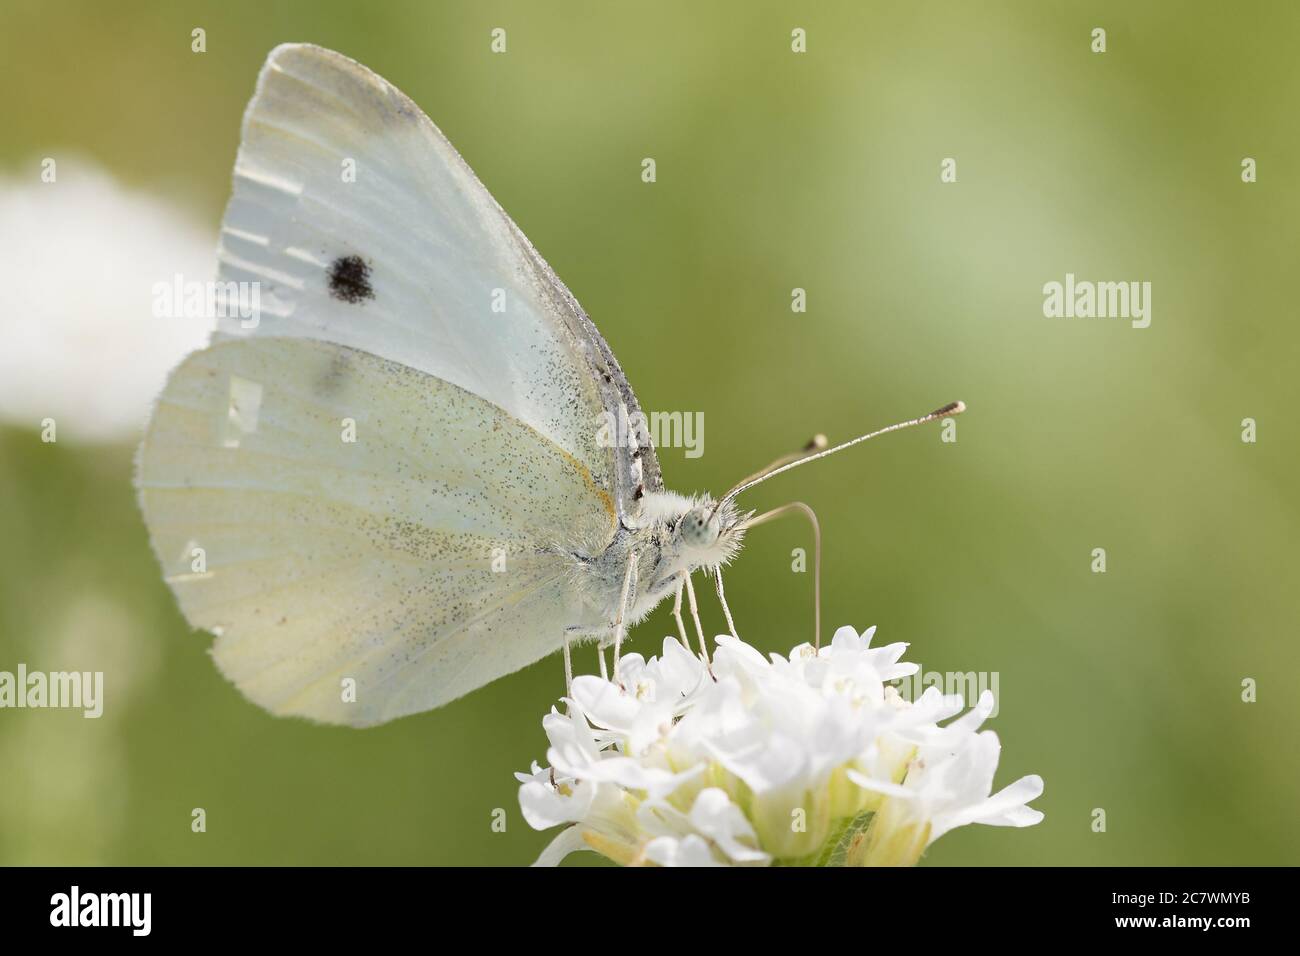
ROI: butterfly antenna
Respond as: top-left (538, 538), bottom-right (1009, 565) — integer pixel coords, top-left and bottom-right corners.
top-left (711, 401), bottom-right (965, 519)
top-left (727, 434), bottom-right (829, 491)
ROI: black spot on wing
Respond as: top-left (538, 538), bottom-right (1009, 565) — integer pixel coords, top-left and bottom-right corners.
top-left (315, 350), bottom-right (352, 397)
top-left (328, 255), bottom-right (374, 304)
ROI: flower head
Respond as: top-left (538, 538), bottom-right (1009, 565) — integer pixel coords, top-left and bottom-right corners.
top-left (517, 626), bottom-right (1043, 866)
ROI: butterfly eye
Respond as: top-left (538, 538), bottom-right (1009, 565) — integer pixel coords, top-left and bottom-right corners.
top-left (679, 509), bottom-right (716, 547)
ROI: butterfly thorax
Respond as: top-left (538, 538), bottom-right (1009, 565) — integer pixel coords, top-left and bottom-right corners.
top-left (561, 491), bottom-right (747, 631)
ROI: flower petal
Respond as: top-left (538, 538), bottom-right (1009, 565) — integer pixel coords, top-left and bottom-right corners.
top-left (531, 826), bottom-right (590, 867)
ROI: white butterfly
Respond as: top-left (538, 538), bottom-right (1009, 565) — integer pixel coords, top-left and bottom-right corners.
top-left (137, 44), bottom-right (960, 727)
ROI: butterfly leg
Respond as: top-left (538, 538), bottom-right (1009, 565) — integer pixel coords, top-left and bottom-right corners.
top-left (714, 568), bottom-right (739, 640)
top-left (562, 625), bottom-right (608, 691)
top-left (683, 572), bottom-right (710, 664)
top-left (611, 550), bottom-right (638, 685)
top-left (671, 576), bottom-right (689, 650)
top-left (562, 631), bottom-right (574, 700)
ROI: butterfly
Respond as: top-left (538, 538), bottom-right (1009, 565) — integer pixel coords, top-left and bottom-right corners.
top-left (136, 44), bottom-right (961, 727)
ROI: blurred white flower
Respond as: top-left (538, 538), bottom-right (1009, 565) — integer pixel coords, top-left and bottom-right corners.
top-left (0, 161), bottom-right (214, 442)
top-left (518, 626), bottom-right (1043, 867)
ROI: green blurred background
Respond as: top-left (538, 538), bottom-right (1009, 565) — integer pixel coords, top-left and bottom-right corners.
top-left (1, 0), bottom-right (1297, 866)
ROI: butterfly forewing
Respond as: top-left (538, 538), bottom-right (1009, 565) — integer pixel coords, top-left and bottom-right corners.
top-left (214, 43), bottom-right (658, 515)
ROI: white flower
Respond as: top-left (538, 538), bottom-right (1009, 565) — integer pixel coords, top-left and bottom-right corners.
top-left (846, 690), bottom-right (1045, 865)
top-left (0, 161), bottom-right (214, 441)
top-left (516, 627), bottom-right (1044, 866)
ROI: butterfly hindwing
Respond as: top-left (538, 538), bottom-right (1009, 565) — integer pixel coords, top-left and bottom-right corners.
top-left (137, 336), bottom-right (615, 725)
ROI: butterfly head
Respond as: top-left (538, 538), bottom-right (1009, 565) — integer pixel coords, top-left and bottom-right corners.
top-left (673, 497), bottom-right (747, 570)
